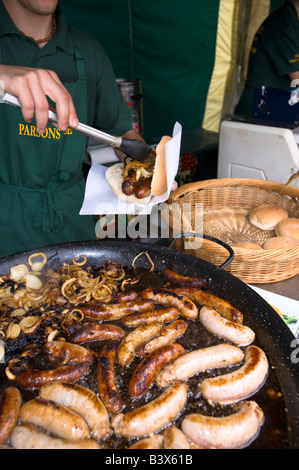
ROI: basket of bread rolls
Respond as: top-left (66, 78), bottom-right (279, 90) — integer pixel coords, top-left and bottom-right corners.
top-left (167, 177), bottom-right (299, 283)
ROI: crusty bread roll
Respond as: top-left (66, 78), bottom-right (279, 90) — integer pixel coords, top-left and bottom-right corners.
top-left (262, 236), bottom-right (299, 250)
top-left (275, 218), bottom-right (299, 242)
top-left (231, 242), bottom-right (264, 250)
top-left (106, 135), bottom-right (171, 203)
top-left (249, 204), bottom-right (288, 230)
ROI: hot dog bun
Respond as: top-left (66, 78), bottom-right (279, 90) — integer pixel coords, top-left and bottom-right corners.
top-left (150, 135), bottom-right (171, 196)
top-left (249, 204), bottom-right (289, 230)
top-left (106, 163), bottom-right (151, 203)
top-left (275, 218), bottom-right (299, 242)
top-left (106, 135), bottom-right (171, 203)
top-left (262, 236), bottom-right (299, 250)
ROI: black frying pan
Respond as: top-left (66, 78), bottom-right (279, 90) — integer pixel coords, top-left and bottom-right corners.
top-left (0, 236), bottom-right (298, 449)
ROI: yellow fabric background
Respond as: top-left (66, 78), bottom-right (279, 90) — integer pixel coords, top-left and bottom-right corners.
top-left (202, 0), bottom-right (271, 132)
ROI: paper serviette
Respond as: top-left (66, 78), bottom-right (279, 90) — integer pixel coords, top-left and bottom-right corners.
top-left (80, 122), bottom-right (182, 215)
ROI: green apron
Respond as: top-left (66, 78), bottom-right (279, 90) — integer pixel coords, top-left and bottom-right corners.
top-left (0, 38), bottom-right (96, 257)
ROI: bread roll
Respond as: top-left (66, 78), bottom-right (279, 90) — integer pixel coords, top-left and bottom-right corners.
top-left (262, 236), bottom-right (299, 250)
top-left (275, 218), bottom-right (299, 242)
top-left (106, 135), bottom-right (171, 203)
top-left (231, 242), bottom-right (264, 250)
top-left (249, 204), bottom-right (288, 230)
top-left (150, 136), bottom-right (170, 196)
top-left (106, 163), bottom-right (152, 203)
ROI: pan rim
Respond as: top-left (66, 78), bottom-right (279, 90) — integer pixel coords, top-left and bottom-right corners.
top-left (0, 239), bottom-right (298, 449)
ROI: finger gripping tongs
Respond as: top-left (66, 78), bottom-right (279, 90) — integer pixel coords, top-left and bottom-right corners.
top-left (2, 92), bottom-right (151, 161)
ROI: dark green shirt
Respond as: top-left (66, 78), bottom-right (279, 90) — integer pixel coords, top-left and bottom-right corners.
top-left (0, 0), bottom-right (133, 135)
top-left (0, 1), bottom-right (134, 257)
top-left (236, 1), bottom-right (299, 116)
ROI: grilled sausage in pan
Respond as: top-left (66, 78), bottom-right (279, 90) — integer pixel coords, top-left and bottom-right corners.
top-left (199, 306), bottom-right (255, 346)
top-left (69, 322), bottom-right (125, 344)
top-left (97, 341), bottom-right (123, 413)
top-left (10, 423), bottom-right (101, 449)
top-left (128, 343), bottom-right (185, 397)
top-left (39, 381), bottom-right (111, 440)
top-left (163, 425), bottom-right (191, 449)
top-left (19, 397), bottom-right (90, 441)
top-left (129, 435), bottom-right (164, 449)
top-left (199, 345), bottom-right (269, 405)
top-left (141, 288), bottom-right (198, 319)
top-left (136, 319), bottom-right (188, 356)
top-left (43, 341), bottom-right (94, 365)
top-left (182, 400), bottom-right (264, 449)
top-left (79, 299), bottom-right (155, 321)
top-left (0, 387), bottom-right (22, 445)
top-left (156, 343), bottom-right (244, 388)
top-left (121, 307), bottom-right (179, 327)
top-left (162, 268), bottom-right (207, 288)
top-left (174, 287), bottom-right (243, 324)
top-left (112, 382), bottom-right (188, 438)
top-left (117, 323), bottom-right (163, 367)
top-left (16, 364), bottom-right (90, 390)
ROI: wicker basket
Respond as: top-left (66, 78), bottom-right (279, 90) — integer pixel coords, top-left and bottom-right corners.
top-left (167, 178), bottom-right (299, 283)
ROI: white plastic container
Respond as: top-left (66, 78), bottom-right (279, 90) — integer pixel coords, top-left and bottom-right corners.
top-left (218, 120), bottom-right (299, 187)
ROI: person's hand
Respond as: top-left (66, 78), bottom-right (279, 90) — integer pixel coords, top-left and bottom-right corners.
top-left (0, 65), bottom-right (78, 134)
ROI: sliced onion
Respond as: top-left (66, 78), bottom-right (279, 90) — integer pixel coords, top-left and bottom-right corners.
top-left (24, 273), bottom-right (43, 290)
top-left (19, 316), bottom-right (41, 334)
top-left (6, 322), bottom-right (21, 339)
top-left (28, 252), bottom-right (47, 272)
top-left (10, 264), bottom-right (29, 282)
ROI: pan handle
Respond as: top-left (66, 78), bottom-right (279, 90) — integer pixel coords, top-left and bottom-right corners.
top-left (168, 233), bottom-right (234, 270)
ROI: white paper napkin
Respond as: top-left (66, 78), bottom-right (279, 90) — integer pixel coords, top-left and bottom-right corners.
top-left (80, 122), bottom-right (182, 215)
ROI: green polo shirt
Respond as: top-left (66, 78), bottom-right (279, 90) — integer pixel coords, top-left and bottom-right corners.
top-left (0, 0), bottom-right (133, 135)
top-left (236, 0), bottom-right (299, 116)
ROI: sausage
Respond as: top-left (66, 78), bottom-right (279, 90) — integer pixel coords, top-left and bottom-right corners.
top-left (155, 343), bottom-right (244, 388)
top-left (163, 425), bottom-right (191, 449)
top-left (111, 382), bottom-right (188, 438)
top-left (199, 306), bottom-right (255, 347)
top-left (16, 364), bottom-right (90, 390)
top-left (0, 387), bottom-right (22, 445)
top-left (97, 342), bottom-right (123, 413)
top-left (134, 177), bottom-right (152, 199)
top-left (10, 423), bottom-right (101, 449)
top-left (68, 322), bottom-right (126, 344)
top-left (19, 397), bottom-right (90, 441)
top-left (117, 323), bottom-right (164, 367)
top-left (39, 382), bottom-right (111, 440)
top-left (199, 345), bottom-right (269, 405)
top-left (79, 299), bottom-right (155, 321)
top-left (181, 400), bottom-right (264, 449)
top-left (121, 307), bottom-right (179, 327)
top-left (141, 287), bottom-right (198, 319)
top-left (128, 344), bottom-right (185, 397)
top-left (174, 287), bottom-right (243, 324)
top-left (129, 435), bottom-right (164, 449)
top-left (43, 341), bottom-right (94, 365)
top-left (162, 268), bottom-right (207, 289)
top-left (117, 291), bottom-right (138, 302)
top-left (136, 319), bottom-right (188, 356)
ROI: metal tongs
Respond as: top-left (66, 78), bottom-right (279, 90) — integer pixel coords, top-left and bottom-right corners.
top-left (2, 92), bottom-right (152, 161)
